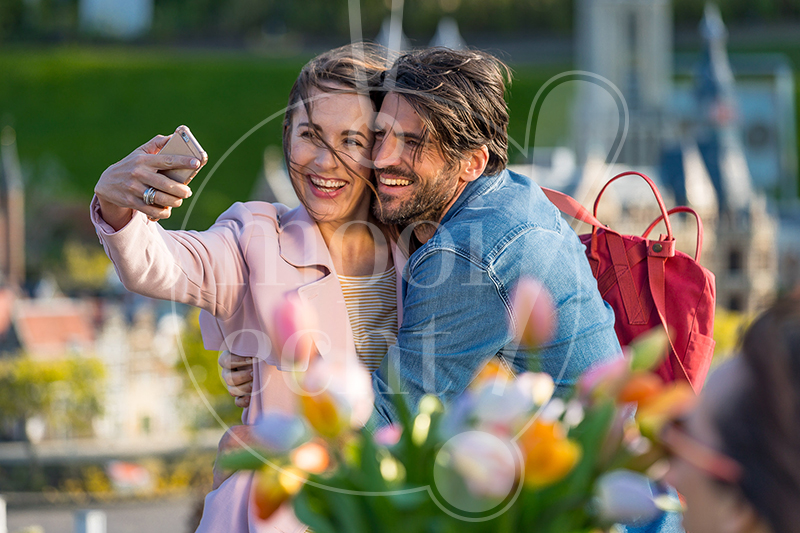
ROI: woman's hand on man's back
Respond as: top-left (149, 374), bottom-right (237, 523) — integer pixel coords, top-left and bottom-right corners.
top-left (219, 351), bottom-right (255, 408)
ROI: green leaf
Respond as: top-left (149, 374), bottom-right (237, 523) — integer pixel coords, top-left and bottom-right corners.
top-left (630, 327), bottom-right (670, 372)
top-left (386, 490), bottom-right (428, 510)
top-left (565, 400), bottom-right (617, 493)
top-left (293, 489), bottom-right (337, 533)
top-left (217, 449), bottom-right (273, 471)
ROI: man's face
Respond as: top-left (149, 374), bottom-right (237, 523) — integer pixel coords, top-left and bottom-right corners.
top-left (371, 92), bottom-right (462, 227)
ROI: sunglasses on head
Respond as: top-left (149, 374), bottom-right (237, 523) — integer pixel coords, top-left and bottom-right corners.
top-left (660, 418), bottom-right (743, 484)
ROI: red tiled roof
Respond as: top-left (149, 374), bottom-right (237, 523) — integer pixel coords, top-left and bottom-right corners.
top-left (14, 298), bottom-right (95, 358)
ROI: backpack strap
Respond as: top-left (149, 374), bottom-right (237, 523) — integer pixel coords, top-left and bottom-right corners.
top-left (647, 249), bottom-right (694, 391)
top-left (541, 187), bottom-right (606, 228)
top-left (541, 187), bottom-right (607, 269)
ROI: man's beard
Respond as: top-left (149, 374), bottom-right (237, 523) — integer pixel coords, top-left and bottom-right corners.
top-left (372, 166), bottom-right (458, 227)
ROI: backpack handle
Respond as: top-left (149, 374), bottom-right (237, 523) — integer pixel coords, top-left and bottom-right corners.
top-left (593, 171), bottom-right (674, 242)
top-left (642, 206), bottom-right (704, 262)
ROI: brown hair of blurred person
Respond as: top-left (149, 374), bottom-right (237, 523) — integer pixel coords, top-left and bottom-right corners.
top-left (665, 295), bottom-right (800, 533)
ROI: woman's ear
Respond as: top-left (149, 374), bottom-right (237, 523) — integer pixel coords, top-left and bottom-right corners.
top-left (460, 145), bottom-right (490, 183)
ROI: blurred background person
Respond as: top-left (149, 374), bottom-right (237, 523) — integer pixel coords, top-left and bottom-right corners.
top-left (664, 294), bottom-right (800, 533)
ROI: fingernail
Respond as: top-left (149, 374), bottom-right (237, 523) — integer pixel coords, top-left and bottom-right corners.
top-left (191, 158), bottom-right (200, 168)
top-left (249, 370), bottom-right (253, 377)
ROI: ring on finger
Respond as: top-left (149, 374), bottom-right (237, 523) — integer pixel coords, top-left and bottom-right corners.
top-left (143, 187), bottom-right (157, 206)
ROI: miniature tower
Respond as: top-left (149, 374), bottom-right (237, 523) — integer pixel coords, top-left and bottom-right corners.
top-left (575, 0), bottom-right (673, 166)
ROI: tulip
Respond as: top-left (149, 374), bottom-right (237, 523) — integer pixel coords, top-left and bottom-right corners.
top-left (593, 470), bottom-right (664, 526)
top-left (471, 371), bottom-right (556, 436)
top-left (443, 430), bottom-right (519, 500)
top-left (299, 357), bottom-right (375, 438)
top-left (636, 382), bottom-right (697, 438)
top-left (470, 358), bottom-right (514, 390)
top-left (617, 371), bottom-right (666, 407)
top-left (510, 277), bottom-right (556, 349)
top-left (272, 292), bottom-right (319, 370)
top-left (251, 411), bottom-right (310, 453)
top-left (290, 441), bottom-right (330, 474)
top-left (518, 419), bottom-right (582, 488)
top-left (374, 424), bottom-right (402, 447)
top-left (577, 355), bottom-right (631, 402)
top-left (251, 466), bottom-right (305, 521)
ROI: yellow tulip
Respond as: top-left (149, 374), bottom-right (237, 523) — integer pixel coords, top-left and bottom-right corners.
top-left (299, 391), bottom-right (348, 439)
top-left (251, 466), bottom-right (305, 521)
top-left (470, 358), bottom-right (514, 390)
top-left (518, 420), bottom-right (582, 488)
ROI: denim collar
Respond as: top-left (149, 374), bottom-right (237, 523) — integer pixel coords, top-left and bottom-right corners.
top-left (439, 169), bottom-right (506, 227)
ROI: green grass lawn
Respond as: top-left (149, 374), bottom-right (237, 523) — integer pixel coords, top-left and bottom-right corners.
top-left (0, 46), bottom-right (571, 232)
top-left (0, 46), bottom-right (309, 229)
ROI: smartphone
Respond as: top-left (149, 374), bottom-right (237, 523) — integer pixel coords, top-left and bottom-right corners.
top-left (158, 125), bottom-right (208, 184)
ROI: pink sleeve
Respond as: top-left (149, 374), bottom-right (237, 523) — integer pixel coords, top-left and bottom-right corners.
top-left (90, 195), bottom-right (276, 319)
top-left (195, 471), bottom-right (307, 533)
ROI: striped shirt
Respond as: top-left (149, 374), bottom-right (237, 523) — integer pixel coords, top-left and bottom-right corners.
top-left (337, 266), bottom-right (398, 373)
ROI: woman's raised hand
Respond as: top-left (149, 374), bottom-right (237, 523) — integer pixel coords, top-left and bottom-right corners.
top-left (94, 134), bottom-right (198, 231)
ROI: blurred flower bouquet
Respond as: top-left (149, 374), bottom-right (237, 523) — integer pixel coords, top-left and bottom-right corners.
top-left (221, 280), bottom-right (695, 532)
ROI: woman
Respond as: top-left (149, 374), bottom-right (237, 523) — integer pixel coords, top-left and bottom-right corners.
top-left (92, 45), bottom-right (400, 532)
top-left (663, 295), bottom-right (800, 533)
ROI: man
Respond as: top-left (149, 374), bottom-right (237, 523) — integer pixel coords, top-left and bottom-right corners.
top-left (365, 46), bottom-right (682, 533)
top-left (366, 47), bottom-right (620, 425)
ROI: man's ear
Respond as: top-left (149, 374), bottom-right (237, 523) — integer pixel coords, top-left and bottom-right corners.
top-left (460, 145), bottom-right (490, 183)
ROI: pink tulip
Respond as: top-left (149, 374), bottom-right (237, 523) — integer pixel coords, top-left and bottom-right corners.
top-left (374, 424), bottom-right (403, 446)
top-left (272, 292), bottom-right (318, 370)
top-left (577, 355), bottom-right (631, 401)
top-left (510, 278), bottom-right (556, 349)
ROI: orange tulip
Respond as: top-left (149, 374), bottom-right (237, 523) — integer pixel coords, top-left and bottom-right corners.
top-left (518, 420), bottom-right (582, 488)
top-left (636, 382), bottom-right (697, 438)
top-left (618, 371), bottom-right (666, 406)
top-left (291, 441), bottom-right (330, 474)
top-left (470, 359), bottom-right (514, 390)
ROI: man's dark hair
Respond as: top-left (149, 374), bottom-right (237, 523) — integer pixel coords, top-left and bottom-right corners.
top-left (382, 47), bottom-right (511, 176)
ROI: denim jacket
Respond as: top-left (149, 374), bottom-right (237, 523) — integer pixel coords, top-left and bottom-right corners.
top-left (370, 168), bottom-right (622, 427)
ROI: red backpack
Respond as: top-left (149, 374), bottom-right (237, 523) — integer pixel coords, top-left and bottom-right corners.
top-left (543, 171), bottom-right (716, 393)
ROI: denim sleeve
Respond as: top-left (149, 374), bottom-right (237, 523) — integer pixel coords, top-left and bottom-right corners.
top-left (369, 249), bottom-right (511, 428)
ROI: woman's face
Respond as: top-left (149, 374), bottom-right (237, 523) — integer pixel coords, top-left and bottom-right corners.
top-left (664, 359), bottom-right (759, 533)
top-left (288, 86), bottom-right (375, 224)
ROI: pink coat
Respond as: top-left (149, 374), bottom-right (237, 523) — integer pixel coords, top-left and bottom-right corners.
top-left (91, 197), bottom-right (406, 532)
